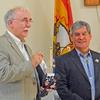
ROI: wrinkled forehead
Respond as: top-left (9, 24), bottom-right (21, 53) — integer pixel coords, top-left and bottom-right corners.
top-left (14, 8), bottom-right (32, 19)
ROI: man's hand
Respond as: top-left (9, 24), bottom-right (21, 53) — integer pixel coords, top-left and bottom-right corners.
top-left (32, 52), bottom-right (43, 68)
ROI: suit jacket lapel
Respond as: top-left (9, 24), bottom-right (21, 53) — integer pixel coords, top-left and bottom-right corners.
top-left (91, 51), bottom-right (100, 83)
top-left (71, 49), bottom-right (89, 82)
top-left (24, 44), bottom-right (40, 89)
top-left (24, 44), bottom-right (32, 60)
top-left (4, 32), bottom-right (25, 60)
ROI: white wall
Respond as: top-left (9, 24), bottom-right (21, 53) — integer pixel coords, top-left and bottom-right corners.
top-left (71, 0), bottom-right (100, 52)
top-left (0, 0), bottom-right (54, 66)
top-left (1, 0), bottom-right (100, 67)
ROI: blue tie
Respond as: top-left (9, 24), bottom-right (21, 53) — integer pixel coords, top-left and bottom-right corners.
top-left (85, 57), bottom-right (95, 100)
top-left (85, 58), bottom-right (92, 77)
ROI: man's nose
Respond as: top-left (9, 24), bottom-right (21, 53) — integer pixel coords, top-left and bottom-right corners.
top-left (26, 21), bottom-right (31, 28)
top-left (79, 34), bottom-right (85, 39)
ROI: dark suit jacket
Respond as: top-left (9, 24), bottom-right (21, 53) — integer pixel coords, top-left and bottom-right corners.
top-left (36, 65), bottom-right (45, 86)
top-left (55, 49), bottom-right (100, 100)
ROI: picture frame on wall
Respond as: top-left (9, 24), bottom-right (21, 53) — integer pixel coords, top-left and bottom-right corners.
top-left (84, 0), bottom-right (100, 6)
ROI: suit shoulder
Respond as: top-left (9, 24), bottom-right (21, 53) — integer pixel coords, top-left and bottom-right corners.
top-left (91, 50), bottom-right (100, 56)
top-left (61, 50), bottom-right (74, 58)
top-left (0, 35), bottom-right (10, 50)
top-left (0, 34), bottom-right (7, 43)
top-left (55, 51), bottom-right (72, 61)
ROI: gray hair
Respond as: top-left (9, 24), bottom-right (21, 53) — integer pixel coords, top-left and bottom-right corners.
top-left (69, 20), bottom-right (91, 35)
top-left (4, 7), bottom-right (28, 27)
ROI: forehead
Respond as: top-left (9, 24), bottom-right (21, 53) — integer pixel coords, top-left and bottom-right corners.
top-left (15, 9), bottom-right (32, 19)
top-left (73, 26), bottom-right (87, 33)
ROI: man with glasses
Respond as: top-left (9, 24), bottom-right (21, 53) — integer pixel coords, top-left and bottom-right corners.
top-left (0, 7), bottom-right (43, 100)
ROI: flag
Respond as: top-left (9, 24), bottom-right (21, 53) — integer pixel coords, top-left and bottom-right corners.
top-left (53, 0), bottom-right (74, 56)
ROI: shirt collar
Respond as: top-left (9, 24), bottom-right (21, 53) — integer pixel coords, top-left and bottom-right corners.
top-left (76, 49), bottom-right (91, 58)
top-left (7, 30), bottom-right (24, 46)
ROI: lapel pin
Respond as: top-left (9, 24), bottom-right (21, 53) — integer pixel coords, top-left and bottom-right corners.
top-left (95, 59), bottom-right (99, 63)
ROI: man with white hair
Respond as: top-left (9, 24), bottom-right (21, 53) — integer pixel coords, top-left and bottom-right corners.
top-left (0, 7), bottom-right (43, 100)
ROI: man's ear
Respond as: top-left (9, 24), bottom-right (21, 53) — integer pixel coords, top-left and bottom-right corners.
top-left (90, 33), bottom-right (92, 40)
top-left (8, 20), bottom-right (14, 28)
top-left (69, 34), bottom-right (73, 43)
top-left (8, 20), bottom-right (13, 25)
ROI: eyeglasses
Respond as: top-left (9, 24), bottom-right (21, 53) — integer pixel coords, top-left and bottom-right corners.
top-left (12, 18), bottom-right (33, 23)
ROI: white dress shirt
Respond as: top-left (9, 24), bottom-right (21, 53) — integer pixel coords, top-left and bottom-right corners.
top-left (7, 30), bottom-right (29, 61)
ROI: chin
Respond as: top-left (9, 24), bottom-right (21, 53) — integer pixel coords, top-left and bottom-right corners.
top-left (23, 33), bottom-right (28, 37)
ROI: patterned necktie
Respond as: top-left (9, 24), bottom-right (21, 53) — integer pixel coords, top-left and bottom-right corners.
top-left (85, 57), bottom-right (95, 100)
top-left (85, 58), bottom-right (92, 77)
